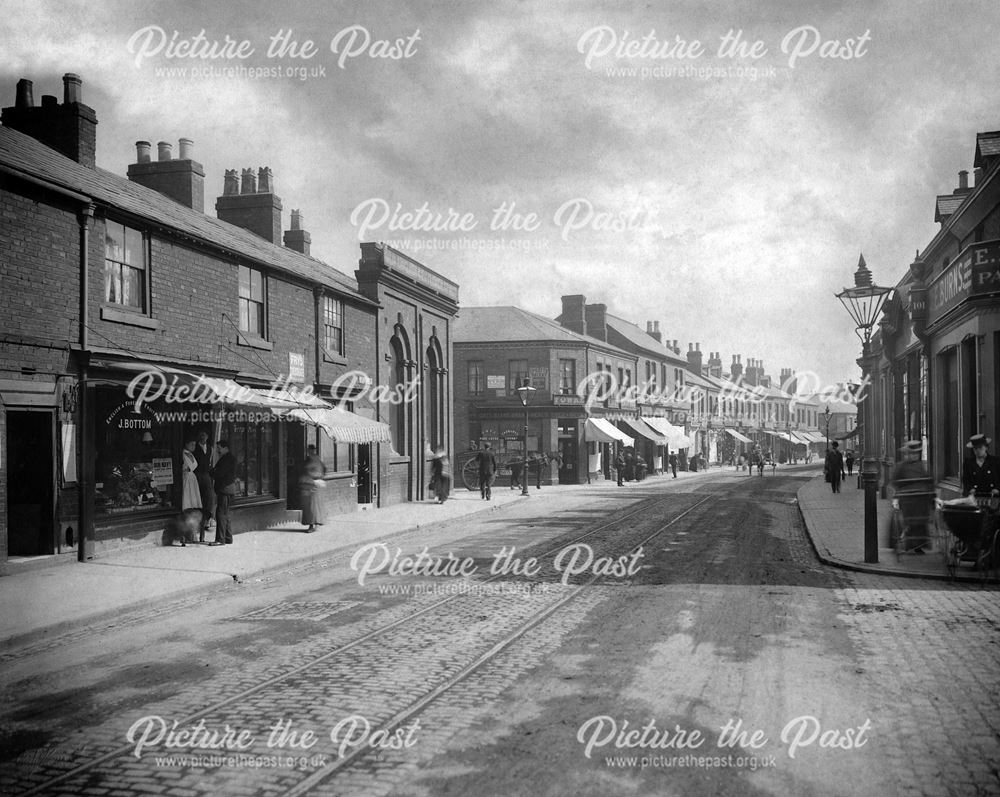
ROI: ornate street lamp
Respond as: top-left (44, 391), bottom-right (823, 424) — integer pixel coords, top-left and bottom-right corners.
top-left (515, 377), bottom-right (536, 497)
top-left (824, 405), bottom-right (831, 451)
top-left (836, 253), bottom-right (893, 564)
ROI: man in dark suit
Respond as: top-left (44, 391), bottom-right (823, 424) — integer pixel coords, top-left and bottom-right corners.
top-left (476, 443), bottom-right (498, 500)
top-left (825, 442), bottom-right (846, 494)
top-left (211, 440), bottom-right (237, 545)
top-left (193, 430), bottom-right (215, 542)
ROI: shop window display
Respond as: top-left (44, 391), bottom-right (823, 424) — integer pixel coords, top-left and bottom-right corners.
top-left (95, 387), bottom-right (176, 515)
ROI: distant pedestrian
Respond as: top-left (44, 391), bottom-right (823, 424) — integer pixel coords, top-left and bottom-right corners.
top-left (476, 443), bottom-right (498, 500)
top-left (299, 444), bottom-right (326, 532)
top-left (193, 430), bottom-right (215, 542)
top-left (211, 440), bottom-right (237, 545)
top-left (510, 459), bottom-right (523, 490)
top-left (825, 442), bottom-right (846, 494)
top-left (430, 446), bottom-right (451, 503)
top-left (668, 452), bottom-right (678, 478)
top-left (845, 451), bottom-right (855, 476)
top-left (616, 449), bottom-right (626, 486)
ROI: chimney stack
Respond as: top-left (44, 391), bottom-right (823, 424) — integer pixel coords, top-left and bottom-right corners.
top-left (558, 295), bottom-right (587, 336)
top-left (730, 355), bottom-right (743, 383)
top-left (128, 137), bottom-right (205, 211)
top-left (216, 166), bottom-right (284, 244)
top-left (2, 73), bottom-right (98, 167)
top-left (687, 342), bottom-right (703, 375)
top-left (648, 319), bottom-right (662, 343)
top-left (584, 303), bottom-right (607, 342)
top-left (283, 209), bottom-right (312, 255)
top-left (957, 170), bottom-right (971, 193)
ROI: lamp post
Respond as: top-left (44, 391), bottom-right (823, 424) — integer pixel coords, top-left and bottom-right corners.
top-left (824, 405), bottom-right (831, 452)
top-left (836, 253), bottom-right (893, 564)
top-left (515, 377), bottom-right (536, 497)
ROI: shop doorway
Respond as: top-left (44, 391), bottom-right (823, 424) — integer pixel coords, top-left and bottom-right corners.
top-left (6, 410), bottom-right (55, 556)
top-left (357, 444), bottom-right (374, 503)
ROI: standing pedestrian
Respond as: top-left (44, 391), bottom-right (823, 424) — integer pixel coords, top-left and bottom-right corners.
top-left (299, 444), bottom-right (326, 532)
top-left (430, 446), bottom-right (452, 503)
top-left (476, 443), bottom-right (498, 500)
top-left (668, 452), bottom-right (678, 478)
top-left (845, 451), bottom-right (855, 476)
top-left (825, 442), bottom-right (846, 494)
top-left (616, 448), bottom-right (626, 486)
top-left (509, 459), bottom-right (523, 490)
top-left (180, 438), bottom-right (202, 514)
top-left (210, 440), bottom-right (238, 545)
top-left (193, 430), bottom-right (215, 542)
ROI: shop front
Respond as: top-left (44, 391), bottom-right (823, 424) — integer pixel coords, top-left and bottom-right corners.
top-left (582, 417), bottom-right (633, 482)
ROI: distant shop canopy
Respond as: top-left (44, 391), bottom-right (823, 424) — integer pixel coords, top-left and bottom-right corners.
top-left (641, 416), bottom-right (693, 449)
top-left (583, 418), bottom-right (634, 447)
top-left (618, 418), bottom-right (667, 446)
top-left (724, 428), bottom-right (752, 444)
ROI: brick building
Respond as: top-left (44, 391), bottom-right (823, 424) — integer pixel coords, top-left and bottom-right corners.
top-left (453, 306), bottom-right (638, 486)
top-left (0, 73), bottom-right (456, 569)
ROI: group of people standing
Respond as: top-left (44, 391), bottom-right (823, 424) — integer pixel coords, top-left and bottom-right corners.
top-left (179, 431), bottom-right (236, 545)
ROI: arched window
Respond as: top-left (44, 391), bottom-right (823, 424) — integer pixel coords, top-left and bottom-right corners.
top-left (426, 336), bottom-right (445, 449)
top-left (389, 333), bottom-right (409, 456)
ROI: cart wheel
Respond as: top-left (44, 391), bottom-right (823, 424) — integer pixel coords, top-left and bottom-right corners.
top-left (461, 459), bottom-right (479, 492)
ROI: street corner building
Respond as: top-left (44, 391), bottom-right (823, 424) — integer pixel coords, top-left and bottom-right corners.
top-left (0, 73), bottom-right (458, 569)
top-left (860, 131), bottom-right (1000, 497)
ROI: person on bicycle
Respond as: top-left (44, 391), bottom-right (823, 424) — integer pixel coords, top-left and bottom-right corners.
top-left (476, 442), bottom-right (498, 501)
top-left (962, 434), bottom-right (1000, 499)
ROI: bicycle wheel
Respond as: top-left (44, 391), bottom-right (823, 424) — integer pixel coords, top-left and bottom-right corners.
top-left (461, 458), bottom-right (479, 491)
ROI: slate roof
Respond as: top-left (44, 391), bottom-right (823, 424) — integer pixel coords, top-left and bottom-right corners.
top-left (935, 194), bottom-right (966, 222)
top-left (974, 131), bottom-right (1000, 166)
top-left (0, 125), bottom-right (368, 302)
top-left (454, 306), bottom-right (632, 356)
top-left (605, 314), bottom-right (686, 362)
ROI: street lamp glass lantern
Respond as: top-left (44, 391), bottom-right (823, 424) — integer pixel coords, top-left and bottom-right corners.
top-left (516, 377), bottom-right (536, 406)
top-left (836, 254), bottom-right (893, 343)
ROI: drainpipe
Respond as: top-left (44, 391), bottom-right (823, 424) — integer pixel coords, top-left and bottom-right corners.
top-left (78, 203), bottom-right (95, 562)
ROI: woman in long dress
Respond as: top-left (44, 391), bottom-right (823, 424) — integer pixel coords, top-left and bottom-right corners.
top-left (181, 439), bottom-right (202, 511)
top-left (299, 444), bottom-right (326, 532)
top-left (431, 447), bottom-right (451, 503)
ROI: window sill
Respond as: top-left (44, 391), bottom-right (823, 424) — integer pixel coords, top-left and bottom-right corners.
top-left (323, 352), bottom-right (348, 366)
top-left (389, 454), bottom-right (410, 465)
top-left (237, 332), bottom-right (274, 351)
top-left (100, 305), bottom-right (161, 330)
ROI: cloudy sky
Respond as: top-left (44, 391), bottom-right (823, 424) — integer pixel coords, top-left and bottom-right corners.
top-left (2, 0), bottom-right (998, 388)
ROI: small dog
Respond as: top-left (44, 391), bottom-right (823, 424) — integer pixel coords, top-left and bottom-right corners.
top-left (163, 509), bottom-right (203, 547)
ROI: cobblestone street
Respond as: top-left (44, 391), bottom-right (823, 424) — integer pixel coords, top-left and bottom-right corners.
top-left (1, 473), bottom-right (998, 796)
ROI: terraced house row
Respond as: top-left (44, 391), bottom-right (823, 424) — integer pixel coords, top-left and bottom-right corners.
top-left (0, 73), bottom-right (458, 568)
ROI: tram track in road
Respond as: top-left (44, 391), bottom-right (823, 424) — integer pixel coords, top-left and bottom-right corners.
top-left (11, 492), bottom-right (713, 796)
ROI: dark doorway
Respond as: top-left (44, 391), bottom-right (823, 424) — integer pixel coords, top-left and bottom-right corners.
top-left (285, 425), bottom-right (305, 510)
top-left (357, 444), bottom-right (373, 503)
top-left (6, 410), bottom-right (55, 556)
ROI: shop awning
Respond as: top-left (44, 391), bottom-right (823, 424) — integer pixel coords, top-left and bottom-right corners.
top-left (724, 428), bottom-right (752, 443)
top-left (800, 431), bottom-right (827, 444)
top-left (584, 418), bottom-right (634, 447)
top-left (836, 427), bottom-right (861, 440)
top-left (641, 417), bottom-right (693, 449)
top-left (619, 418), bottom-right (667, 445)
top-left (789, 431), bottom-right (812, 445)
top-left (288, 406), bottom-right (392, 444)
top-left (250, 387), bottom-right (332, 410)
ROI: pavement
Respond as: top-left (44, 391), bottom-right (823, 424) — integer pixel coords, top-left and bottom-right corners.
top-left (0, 464), bottom-right (988, 652)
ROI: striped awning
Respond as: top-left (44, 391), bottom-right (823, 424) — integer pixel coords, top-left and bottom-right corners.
top-left (724, 428), bottom-right (752, 443)
top-left (288, 406), bottom-right (392, 444)
top-left (641, 417), bottom-right (693, 449)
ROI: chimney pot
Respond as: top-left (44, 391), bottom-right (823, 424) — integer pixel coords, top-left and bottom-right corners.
top-left (223, 169), bottom-right (239, 196)
top-left (958, 170), bottom-right (969, 190)
top-left (157, 141), bottom-right (172, 161)
top-left (258, 166), bottom-right (273, 193)
top-left (15, 78), bottom-right (33, 109)
top-left (135, 140), bottom-right (151, 163)
top-left (62, 73), bottom-right (82, 104)
top-left (646, 321), bottom-right (653, 333)
top-left (241, 168), bottom-right (257, 194)
top-left (178, 137), bottom-right (193, 160)
top-left (41, 94), bottom-right (57, 108)
top-left (290, 209), bottom-right (303, 230)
